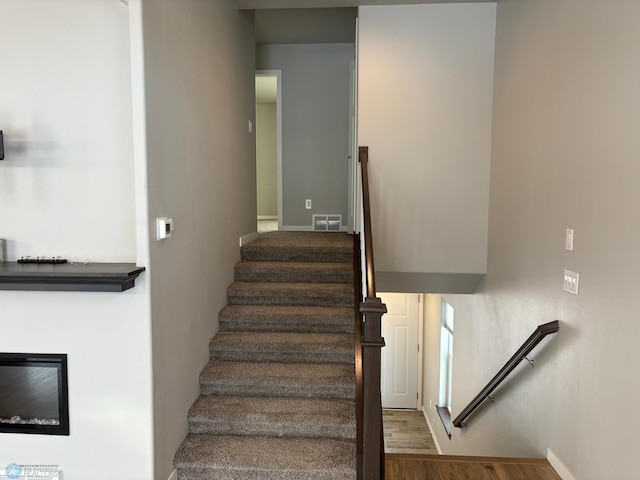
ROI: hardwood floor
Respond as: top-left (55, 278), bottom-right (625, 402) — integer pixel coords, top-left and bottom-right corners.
top-left (385, 454), bottom-right (562, 480)
top-left (383, 409), bottom-right (438, 455)
top-left (382, 410), bottom-right (560, 480)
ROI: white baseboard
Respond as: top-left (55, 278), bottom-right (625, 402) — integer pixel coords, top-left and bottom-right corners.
top-left (258, 215), bottom-right (278, 220)
top-left (422, 405), bottom-right (443, 454)
top-left (239, 231), bottom-right (259, 246)
top-left (547, 448), bottom-right (576, 480)
top-left (166, 469), bottom-right (178, 480)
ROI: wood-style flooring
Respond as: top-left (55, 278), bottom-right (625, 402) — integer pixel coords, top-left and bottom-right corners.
top-left (382, 410), bottom-right (560, 480)
top-left (383, 409), bottom-right (438, 455)
top-left (385, 454), bottom-right (562, 480)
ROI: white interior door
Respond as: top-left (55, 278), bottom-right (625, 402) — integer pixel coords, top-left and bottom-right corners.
top-left (380, 293), bottom-right (420, 409)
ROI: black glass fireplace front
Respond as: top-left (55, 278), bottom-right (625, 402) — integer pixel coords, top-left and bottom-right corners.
top-left (0, 353), bottom-right (69, 435)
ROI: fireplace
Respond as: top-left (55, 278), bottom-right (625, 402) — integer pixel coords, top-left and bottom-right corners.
top-left (0, 353), bottom-right (69, 435)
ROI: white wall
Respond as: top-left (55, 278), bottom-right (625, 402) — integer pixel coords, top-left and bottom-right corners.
top-left (256, 43), bottom-right (353, 229)
top-left (357, 4), bottom-right (496, 282)
top-left (0, 2), bottom-right (153, 479)
top-left (140, 1), bottom-right (256, 478)
top-left (422, 1), bottom-right (640, 478)
top-left (256, 103), bottom-right (278, 217)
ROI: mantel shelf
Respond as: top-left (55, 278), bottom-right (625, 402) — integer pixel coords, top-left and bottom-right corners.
top-left (0, 262), bottom-right (145, 292)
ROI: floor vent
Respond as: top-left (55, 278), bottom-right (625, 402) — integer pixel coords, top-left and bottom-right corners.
top-left (313, 215), bottom-right (342, 231)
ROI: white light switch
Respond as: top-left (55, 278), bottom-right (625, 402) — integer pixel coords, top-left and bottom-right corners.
top-left (248, 120), bottom-right (253, 133)
top-left (563, 269), bottom-right (579, 295)
top-left (565, 228), bottom-right (574, 251)
top-left (157, 217), bottom-right (174, 240)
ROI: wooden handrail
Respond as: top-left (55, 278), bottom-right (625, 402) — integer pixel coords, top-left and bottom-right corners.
top-left (359, 146), bottom-right (376, 298)
top-left (452, 320), bottom-right (560, 428)
top-left (357, 146), bottom-right (387, 480)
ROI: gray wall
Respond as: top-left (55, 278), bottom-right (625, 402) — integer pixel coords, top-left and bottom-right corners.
top-left (140, 1), bottom-right (256, 478)
top-left (257, 43), bottom-right (353, 229)
top-left (256, 103), bottom-right (278, 217)
top-left (422, 1), bottom-right (640, 478)
top-left (358, 4), bottom-right (496, 282)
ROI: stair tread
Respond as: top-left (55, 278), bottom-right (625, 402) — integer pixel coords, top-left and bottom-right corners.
top-left (188, 395), bottom-right (356, 438)
top-left (228, 282), bottom-right (353, 294)
top-left (174, 434), bottom-right (356, 476)
top-left (218, 305), bottom-right (354, 333)
top-left (234, 261), bottom-right (353, 283)
top-left (241, 232), bottom-right (353, 263)
top-left (200, 361), bottom-right (355, 399)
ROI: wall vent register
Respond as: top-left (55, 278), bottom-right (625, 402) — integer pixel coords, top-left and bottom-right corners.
top-left (313, 214), bottom-right (342, 231)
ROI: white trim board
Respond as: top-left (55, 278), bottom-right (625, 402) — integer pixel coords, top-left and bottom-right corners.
top-left (547, 449), bottom-right (576, 480)
top-left (422, 405), bottom-right (443, 455)
top-left (239, 232), bottom-right (259, 246)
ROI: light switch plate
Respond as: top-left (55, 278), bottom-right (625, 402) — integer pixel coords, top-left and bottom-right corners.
top-left (565, 229), bottom-right (574, 250)
top-left (563, 269), bottom-right (579, 294)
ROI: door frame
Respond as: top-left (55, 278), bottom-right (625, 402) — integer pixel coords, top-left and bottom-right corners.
top-left (255, 70), bottom-right (283, 230)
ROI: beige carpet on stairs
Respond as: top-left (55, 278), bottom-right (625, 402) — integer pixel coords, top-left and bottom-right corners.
top-left (174, 232), bottom-right (357, 480)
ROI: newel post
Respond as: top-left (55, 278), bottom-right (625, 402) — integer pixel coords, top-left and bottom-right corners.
top-left (360, 296), bottom-right (387, 480)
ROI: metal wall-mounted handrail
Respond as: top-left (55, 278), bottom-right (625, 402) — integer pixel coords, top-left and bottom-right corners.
top-left (452, 320), bottom-right (560, 429)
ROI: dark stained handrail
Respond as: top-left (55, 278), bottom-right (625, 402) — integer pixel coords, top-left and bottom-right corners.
top-left (452, 320), bottom-right (560, 428)
top-left (357, 146), bottom-right (387, 480)
top-left (359, 147), bottom-right (376, 298)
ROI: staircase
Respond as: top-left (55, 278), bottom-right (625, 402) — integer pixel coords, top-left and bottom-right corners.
top-left (174, 231), bottom-right (357, 480)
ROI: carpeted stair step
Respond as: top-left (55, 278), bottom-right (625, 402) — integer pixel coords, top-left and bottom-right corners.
top-left (218, 305), bottom-right (354, 334)
top-left (227, 282), bottom-right (353, 307)
top-left (200, 361), bottom-right (355, 399)
top-left (241, 232), bottom-right (353, 264)
top-left (174, 434), bottom-right (356, 480)
top-left (234, 261), bottom-right (353, 284)
top-left (187, 395), bottom-right (356, 438)
top-left (209, 332), bottom-right (354, 364)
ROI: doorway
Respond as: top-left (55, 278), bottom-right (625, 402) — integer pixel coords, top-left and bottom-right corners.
top-left (255, 70), bottom-right (282, 233)
top-left (379, 292), bottom-right (421, 410)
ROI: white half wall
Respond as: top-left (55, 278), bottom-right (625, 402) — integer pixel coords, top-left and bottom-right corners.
top-left (0, 1), bottom-right (153, 478)
top-left (357, 3), bottom-right (496, 280)
top-left (140, 1), bottom-right (257, 477)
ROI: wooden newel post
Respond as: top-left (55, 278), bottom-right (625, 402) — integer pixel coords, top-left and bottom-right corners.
top-left (360, 296), bottom-right (387, 480)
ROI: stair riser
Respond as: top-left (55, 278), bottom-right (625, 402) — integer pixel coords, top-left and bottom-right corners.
top-left (200, 383), bottom-right (355, 399)
top-left (177, 467), bottom-right (356, 480)
top-left (218, 306), bottom-right (355, 334)
top-left (209, 350), bottom-right (354, 364)
top-left (241, 251), bottom-right (352, 264)
top-left (227, 294), bottom-right (353, 307)
top-left (188, 420), bottom-right (356, 439)
top-left (234, 269), bottom-right (353, 284)
top-left (219, 317), bottom-right (353, 334)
